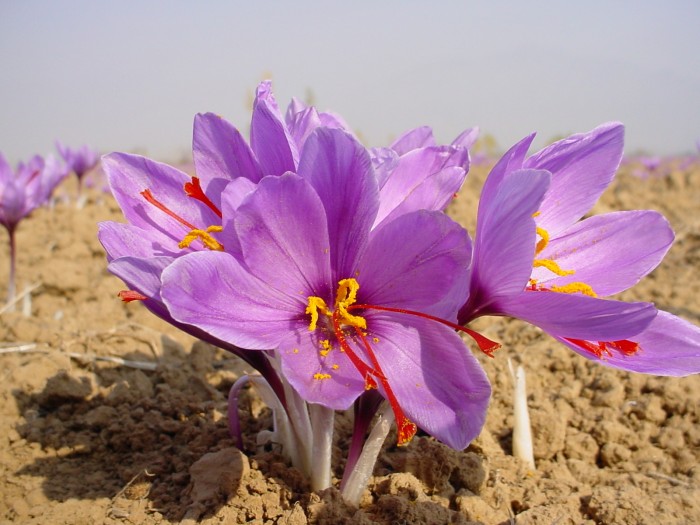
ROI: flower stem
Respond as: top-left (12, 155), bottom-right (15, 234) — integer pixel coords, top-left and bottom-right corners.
top-left (309, 403), bottom-right (335, 492)
top-left (508, 359), bottom-right (535, 470)
top-left (340, 402), bottom-right (394, 506)
top-left (227, 375), bottom-right (250, 449)
top-left (6, 228), bottom-right (16, 310)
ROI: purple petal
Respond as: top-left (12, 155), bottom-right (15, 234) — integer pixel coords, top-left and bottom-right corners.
top-left (370, 147), bottom-right (399, 189)
top-left (359, 210), bottom-right (471, 319)
top-left (526, 122), bottom-right (624, 236)
top-left (298, 128), bottom-right (378, 281)
top-left (477, 133), bottom-right (535, 210)
top-left (98, 221), bottom-right (180, 261)
top-left (192, 113), bottom-right (263, 183)
top-left (162, 251), bottom-right (305, 349)
top-left (218, 177), bottom-right (257, 259)
top-left (278, 328), bottom-right (365, 410)
top-left (451, 127), bottom-right (480, 151)
top-left (534, 211), bottom-right (674, 296)
top-left (108, 256), bottom-right (173, 301)
top-left (462, 169), bottom-right (550, 322)
top-left (375, 146), bottom-right (468, 227)
top-left (558, 310), bottom-right (700, 376)
top-left (366, 314), bottom-right (491, 449)
top-left (250, 81), bottom-right (298, 175)
top-left (497, 292), bottom-right (657, 341)
top-left (390, 126), bottom-right (436, 155)
top-left (235, 173), bottom-right (333, 300)
top-left (0, 153), bottom-right (12, 184)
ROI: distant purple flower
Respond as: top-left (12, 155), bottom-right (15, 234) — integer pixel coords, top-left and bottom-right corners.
top-left (1, 152), bottom-right (68, 303)
top-left (459, 123), bottom-right (700, 376)
top-left (160, 129), bottom-right (491, 449)
top-left (56, 142), bottom-right (99, 194)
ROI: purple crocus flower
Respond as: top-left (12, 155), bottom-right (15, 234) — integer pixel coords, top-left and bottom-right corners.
top-left (55, 141), bottom-right (99, 194)
top-left (159, 128), bottom-right (491, 449)
top-left (458, 123), bottom-right (700, 376)
top-left (1, 153), bottom-right (68, 304)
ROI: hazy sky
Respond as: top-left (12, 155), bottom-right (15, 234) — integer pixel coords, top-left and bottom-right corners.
top-left (1, 1), bottom-right (699, 164)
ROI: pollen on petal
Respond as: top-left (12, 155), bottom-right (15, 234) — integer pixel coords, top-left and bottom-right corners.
top-left (550, 282), bottom-right (597, 297)
top-left (313, 373), bottom-right (332, 380)
top-left (533, 258), bottom-right (575, 277)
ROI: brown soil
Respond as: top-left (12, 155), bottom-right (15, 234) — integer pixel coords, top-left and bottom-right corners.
top-left (0, 164), bottom-right (698, 525)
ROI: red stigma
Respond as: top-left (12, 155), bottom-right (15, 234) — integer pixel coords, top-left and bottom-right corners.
top-left (564, 338), bottom-right (640, 359)
top-left (140, 189), bottom-right (197, 230)
top-left (118, 290), bottom-right (148, 302)
top-left (184, 177), bottom-right (222, 218)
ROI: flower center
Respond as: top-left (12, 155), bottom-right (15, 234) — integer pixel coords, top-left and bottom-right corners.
top-left (140, 176), bottom-right (224, 251)
top-left (306, 278), bottom-right (501, 446)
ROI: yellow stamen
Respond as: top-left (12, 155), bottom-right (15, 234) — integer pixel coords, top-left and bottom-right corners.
top-left (335, 278), bottom-right (367, 330)
top-left (332, 364), bottom-right (339, 370)
top-left (306, 297), bottom-right (331, 331)
top-left (319, 339), bottom-right (332, 356)
top-left (550, 282), bottom-right (598, 297)
top-left (533, 258), bottom-right (575, 277)
top-left (178, 225), bottom-right (224, 251)
top-left (535, 226), bottom-right (549, 255)
top-left (313, 373), bottom-right (332, 380)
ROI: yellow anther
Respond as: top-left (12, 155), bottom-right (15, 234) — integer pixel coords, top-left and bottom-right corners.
top-left (372, 337), bottom-right (380, 343)
top-left (319, 339), bottom-right (332, 356)
top-left (313, 373), bottom-right (332, 380)
top-left (306, 297), bottom-right (331, 331)
top-left (533, 258), bottom-right (575, 277)
top-left (550, 282), bottom-right (598, 297)
top-left (335, 278), bottom-right (367, 330)
top-left (178, 225), bottom-right (224, 251)
top-left (535, 226), bottom-right (549, 255)
top-left (532, 211), bottom-right (541, 218)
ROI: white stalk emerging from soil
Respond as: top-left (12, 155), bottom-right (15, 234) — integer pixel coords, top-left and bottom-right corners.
top-left (309, 403), bottom-right (335, 492)
top-left (341, 403), bottom-right (395, 506)
top-left (509, 359), bottom-right (535, 469)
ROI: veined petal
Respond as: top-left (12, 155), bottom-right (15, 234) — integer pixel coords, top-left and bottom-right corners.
top-left (390, 126), bottom-right (436, 155)
top-left (451, 127), bottom-right (480, 153)
top-left (298, 128), bottom-right (378, 281)
top-left (375, 146), bottom-right (468, 227)
top-left (98, 221), bottom-right (180, 261)
top-left (557, 310), bottom-right (700, 376)
top-left (360, 210), bottom-right (471, 320)
top-left (498, 292), bottom-right (657, 341)
top-left (278, 328), bottom-right (365, 410)
top-left (250, 80), bottom-right (299, 175)
top-left (366, 314), bottom-right (491, 450)
top-left (534, 210), bottom-right (674, 296)
top-left (477, 133), bottom-right (535, 212)
top-left (370, 147), bottom-right (399, 189)
top-left (161, 250), bottom-right (304, 349)
top-left (193, 113), bottom-right (263, 183)
top-left (235, 173), bottom-right (333, 300)
top-left (526, 122), bottom-right (624, 236)
top-left (0, 153), bottom-right (13, 185)
top-left (218, 177), bottom-right (257, 259)
top-left (103, 152), bottom-right (220, 245)
top-left (462, 169), bottom-right (550, 322)
top-left (108, 256), bottom-right (173, 302)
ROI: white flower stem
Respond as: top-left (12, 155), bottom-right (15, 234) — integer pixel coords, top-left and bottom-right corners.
top-left (341, 403), bottom-right (394, 506)
top-left (509, 359), bottom-right (535, 470)
top-left (309, 403), bottom-right (335, 492)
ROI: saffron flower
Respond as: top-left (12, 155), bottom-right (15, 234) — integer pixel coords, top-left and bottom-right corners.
top-left (1, 153), bottom-right (68, 305)
top-left (458, 123), bottom-right (700, 375)
top-left (160, 128), bottom-right (491, 449)
top-left (55, 141), bottom-right (99, 195)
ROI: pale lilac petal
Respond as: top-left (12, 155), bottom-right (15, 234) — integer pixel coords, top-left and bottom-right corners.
top-left (359, 210), bottom-right (471, 319)
top-left (0, 153), bottom-right (12, 185)
top-left (390, 126), bottom-right (436, 155)
top-left (298, 128), bottom-right (378, 281)
top-left (558, 310), bottom-right (700, 376)
top-left (375, 146), bottom-right (468, 227)
top-left (108, 256), bottom-right (173, 301)
top-left (533, 211), bottom-right (674, 296)
top-left (462, 169), bottom-right (550, 321)
top-left (498, 292), bottom-right (657, 341)
top-left (250, 81), bottom-right (299, 175)
top-left (451, 127), bottom-right (480, 151)
top-left (526, 122), bottom-right (624, 235)
top-left (218, 177), bottom-right (257, 258)
top-left (162, 251), bottom-right (304, 349)
top-left (370, 147), bottom-right (399, 189)
top-left (477, 133), bottom-right (535, 210)
top-left (98, 221), bottom-right (180, 261)
top-left (235, 173), bottom-right (333, 299)
top-left (103, 153), bottom-right (220, 248)
top-left (366, 314), bottom-right (491, 449)
top-left (192, 113), bottom-right (263, 183)
top-left (278, 328), bottom-right (365, 410)
top-left (285, 104), bottom-right (323, 151)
